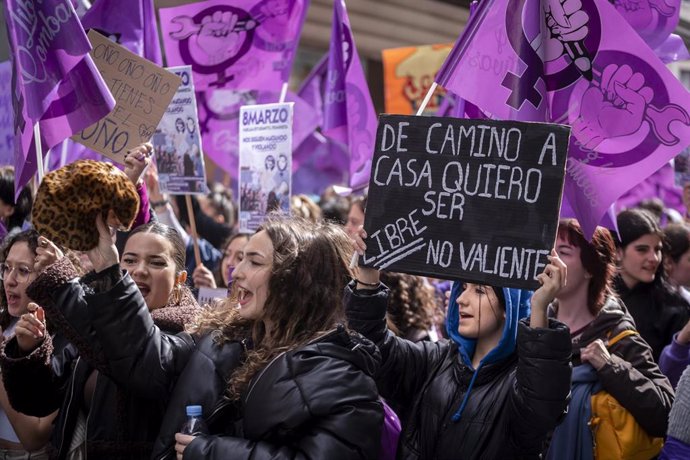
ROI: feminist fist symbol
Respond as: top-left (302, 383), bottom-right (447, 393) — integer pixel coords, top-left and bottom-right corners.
top-left (539, 0), bottom-right (590, 63)
top-left (573, 63), bottom-right (690, 150)
top-left (573, 64), bottom-right (652, 149)
top-left (170, 11), bottom-right (256, 66)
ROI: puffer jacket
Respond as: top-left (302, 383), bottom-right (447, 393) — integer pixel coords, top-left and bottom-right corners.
top-left (0, 258), bottom-right (200, 460)
top-left (346, 283), bottom-right (572, 460)
top-left (177, 326), bottom-right (385, 460)
top-left (550, 296), bottom-right (674, 438)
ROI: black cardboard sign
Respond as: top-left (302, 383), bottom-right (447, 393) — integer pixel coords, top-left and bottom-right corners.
top-left (362, 114), bottom-right (570, 290)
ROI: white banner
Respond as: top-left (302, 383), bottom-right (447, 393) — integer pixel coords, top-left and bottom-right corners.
top-left (153, 65), bottom-right (207, 195)
top-left (239, 102), bottom-right (293, 232)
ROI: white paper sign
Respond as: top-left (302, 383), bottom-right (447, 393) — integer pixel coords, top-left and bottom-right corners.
top-left (238, 102), bottom-right (293, 232)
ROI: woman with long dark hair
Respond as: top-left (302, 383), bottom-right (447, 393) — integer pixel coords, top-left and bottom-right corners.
top-left (614, 209), bottom-right (690, 361)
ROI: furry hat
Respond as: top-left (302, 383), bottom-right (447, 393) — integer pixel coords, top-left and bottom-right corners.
top-left (32, 160), bottom-right (140, 251)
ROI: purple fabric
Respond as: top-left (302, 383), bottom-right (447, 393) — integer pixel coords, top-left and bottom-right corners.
top-left (133, 181), bottom-right (151, 227)
top-left (658, 333), bottom-right (690, 388)
top-left (158, 0), bottom-right (310, 180)
top-left (615, 162), bottom-right (684, 216)
top-left (297, 54), bottom-right (327, 128)
top-left (292, 132), bottom-right (348, 195)
top-left (158, 0), bottom-right (308, 91)
top-left (611, 0), bottom-right (680, 49)
top-left (659, 436), bottom-right (690, 460)
top-left (435, 0), bottom-right (690, 238)
top-left (5, 0), bottom-right (115, 198)
top-left (195, 88), bottom-right (317, 179)
top-left (654, 34), bottom-right (690, 65)
top-left (379, 399), bottom-right (401, 460)
top-left (81, 0), bottom-right (162, 65)
top-left (322, 0), bottom-right (377, 190)
top-left (0, 61), bottom-right (13, 167)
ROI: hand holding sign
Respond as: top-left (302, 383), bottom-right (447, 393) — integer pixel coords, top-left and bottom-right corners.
top-left (74, 31), bottom-right (182, 163)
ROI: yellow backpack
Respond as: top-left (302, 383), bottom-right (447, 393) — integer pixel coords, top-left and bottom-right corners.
top-left (589, 330), bottom-right (664, 460)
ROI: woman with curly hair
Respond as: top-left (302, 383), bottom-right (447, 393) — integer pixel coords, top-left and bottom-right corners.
top-left (151, 217), bottom-right (383, 459)
top-left (380, 271), bottom-right (440, 342)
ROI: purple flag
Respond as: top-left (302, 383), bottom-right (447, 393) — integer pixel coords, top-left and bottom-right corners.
top-left (81, 0), bottom-right (162, 65)
top-left (292, 132), bottom-right (348, 195)
top-left (0, 61), bottom-right (13, 167)
top-left (322, 0), bottom-right (377, 190)
top-left (654, 34), bottom-right (690, 64)
top-left (611, 0), bottom-right (680, 49)
top-left (4, 0), bottom-right (115, 198)
top-left (196, 87), bottom-right (317, 180)
top-left (436, 0), bottom-right (690, 238)
top-left (297, 54), bottom-right (327, 128)
top-left (159, 0), bottom-right (309, 92)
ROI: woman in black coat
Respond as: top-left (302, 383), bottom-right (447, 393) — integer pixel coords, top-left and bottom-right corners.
top-left (167, 217), bottom-right (383, 460)
top-left (613, 209), bottom-right (690, 361)
top-left (0, 221), bottom-right (201, 460)
top-left (347, 227), bottom-right (573, 459)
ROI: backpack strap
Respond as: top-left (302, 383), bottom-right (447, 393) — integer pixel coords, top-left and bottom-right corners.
top-left (605, 329), bottom-right (639, 348)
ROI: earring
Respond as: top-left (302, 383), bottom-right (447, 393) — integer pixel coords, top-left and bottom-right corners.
top-left (172, 284), bottom-right (181, 304)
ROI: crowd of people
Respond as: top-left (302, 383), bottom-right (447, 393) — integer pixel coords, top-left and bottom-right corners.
top-left (0, 145), bottom-right (689, 460)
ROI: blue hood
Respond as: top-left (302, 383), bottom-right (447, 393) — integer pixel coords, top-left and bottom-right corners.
top-left (445, 280), bottom-right (532, 421)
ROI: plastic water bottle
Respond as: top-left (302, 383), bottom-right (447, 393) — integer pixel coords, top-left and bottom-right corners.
top-left (180, 405), bottom-right (208, 436)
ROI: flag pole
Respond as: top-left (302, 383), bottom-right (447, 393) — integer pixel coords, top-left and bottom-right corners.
top-left (34, 123), bottom-right (44, 183)
top-left (60, 141), bottom-right (69, 168)
top-left (416, 82), bottom-right (438, 116)
top-left (185, 195), bottom-right (202, 267)
top-left (278, 82), bottom-right (288, 103)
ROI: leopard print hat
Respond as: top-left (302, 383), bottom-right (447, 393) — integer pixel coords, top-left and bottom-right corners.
top-left (32, 160), bottom-right (140, 251)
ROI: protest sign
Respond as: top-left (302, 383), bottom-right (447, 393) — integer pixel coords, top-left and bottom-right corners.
top-left (198, 286), bottom-right (228, 305)
top-left (0, 62), bottom-right (13, 166)
top-left (362, 115), bottom-right (570, 290)
top-left (73, 31), bottom-right (181, 163)
top-left (153, 66), bottom-right (207, 194)
top-left (382, 44), bottom-right (452, 115)
top-left (238, 102), bottom-right (293, 232)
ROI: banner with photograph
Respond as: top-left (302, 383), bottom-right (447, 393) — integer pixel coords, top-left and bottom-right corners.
top-left (153, 66), bottom-right (208, 194)
top-left (238, 102), bottom-right (293, 232)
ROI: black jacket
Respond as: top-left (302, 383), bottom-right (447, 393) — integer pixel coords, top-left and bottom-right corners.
top-left (346, 284), bottom-right (572, 460)
top-left (169, 326), bottom-right (384, 460)
top-left (0, 258), bottom-right (199, 460)
top-left (614, 275), bottom-right (690, 362)
top-left (550, 297), bottom-right (674, 437)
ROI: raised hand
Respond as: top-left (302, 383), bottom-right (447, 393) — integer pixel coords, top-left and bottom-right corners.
top-left (192, 264), bottom-right (216, 289)
top-left (33, 236), bottom-right (64, 273)
top-left (124, 143), bottom-right (153, 186)
top-left (86, 214), bottom-right (119, 273)
top-left (573, 64), bottom-right (653, 149)
top-left (16, 303), bottom-right (46, 353)
top-left (530, 250), bottom-right (567, 328)
top-left (351, 226), bottom-right (380, 287)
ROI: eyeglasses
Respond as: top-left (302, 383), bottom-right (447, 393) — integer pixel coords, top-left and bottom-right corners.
top-left (0, 263), bottom-right (34, 283)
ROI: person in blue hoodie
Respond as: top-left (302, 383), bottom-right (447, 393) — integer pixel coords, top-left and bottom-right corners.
top-left (346, 228), bottom-right (572, 459)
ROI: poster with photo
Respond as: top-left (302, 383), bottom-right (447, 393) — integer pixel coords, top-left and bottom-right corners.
top-left (154, 66), bottom-right (208, 194)
top-left (238, 102), bottom-right (293, 232)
